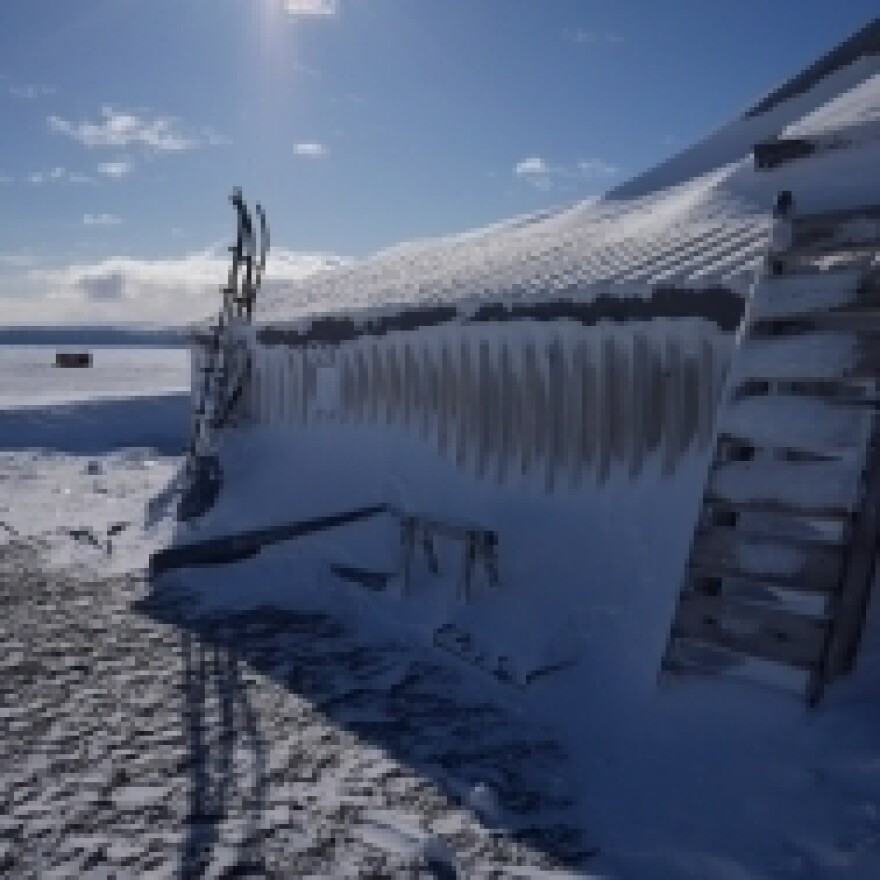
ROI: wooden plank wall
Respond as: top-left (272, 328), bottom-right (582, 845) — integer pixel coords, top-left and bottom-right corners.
top-left (212, 322), bottom-right (730, 487)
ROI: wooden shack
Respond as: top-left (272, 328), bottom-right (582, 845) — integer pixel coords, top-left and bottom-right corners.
top-left (54, 351), bottom-right (92, 368)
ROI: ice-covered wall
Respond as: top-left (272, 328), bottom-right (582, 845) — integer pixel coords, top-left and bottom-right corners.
top-left (215, 318), bottom-right (733, 492)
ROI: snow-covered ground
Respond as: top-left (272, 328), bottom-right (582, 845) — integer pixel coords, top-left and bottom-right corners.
top-left (0, 346), bottom-right (189, 409)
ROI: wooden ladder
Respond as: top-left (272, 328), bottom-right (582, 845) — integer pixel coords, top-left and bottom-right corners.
top-left (660, 196), bottom-right (880, 704)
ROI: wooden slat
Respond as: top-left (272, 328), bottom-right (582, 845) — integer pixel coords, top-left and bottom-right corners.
top-left (688, 528), bottom-right (843, 593)
top-left (708, 458), bottom-right (862, 515)
top-left (731, 332), bottom-right (880, 384)
top-left (749, 267), bottom-right (867, 322)
top-left (788, 205), bottom-right (880, 256)
top-left (725, 510), bottom-right (847, 546)
top-left (671, 592), bottom-right (829, 670)
top-left (717, 394), bottom-right (871, 458)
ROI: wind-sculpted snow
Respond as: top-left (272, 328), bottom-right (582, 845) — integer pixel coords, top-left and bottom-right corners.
top-left (257, 165), bottom-right (771, 331)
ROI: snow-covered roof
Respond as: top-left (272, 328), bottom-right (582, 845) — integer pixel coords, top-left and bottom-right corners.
top-left (256, 32), bottom-right (880, 336)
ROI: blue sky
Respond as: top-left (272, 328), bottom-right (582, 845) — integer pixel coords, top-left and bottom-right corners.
top-left (0, 0), bottom-right (877, 324)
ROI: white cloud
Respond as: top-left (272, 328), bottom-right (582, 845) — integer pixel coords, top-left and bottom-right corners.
top-left (9, 83), bottom-right (55, 99)
top-left (514, 156), bottom-right (554, 190)
top-left (514, 157), bottom-right (550, 177)
top-left (284, 0), bottom-right (338, 17)
top-left (83, 213), bottom-right (122, 227)
top-left (48, 106), bottom-right (225, 153)
top-left (293, 141), bottom-right (328, 158)
top-left (514, 155), bottom-right (619, 190)
top-left (570, 29), bottom-right (623, 46)
top-left (0, 174), bottom-right (12, 185)
top-left (97, 160), bottom-right (133, 179)
top-left (4, 246), bottom-right (348, 326)
top-left (577, 158), bottom-right (619, 177)
top-left (28, 167), bottom-right (94, 185)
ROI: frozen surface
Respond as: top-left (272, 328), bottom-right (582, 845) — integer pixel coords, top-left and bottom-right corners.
top-left (0, 346), bottom-right (189, 409)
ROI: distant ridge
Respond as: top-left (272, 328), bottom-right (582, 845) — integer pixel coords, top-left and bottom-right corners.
top-left (744, 18), bottom-right (880, 118)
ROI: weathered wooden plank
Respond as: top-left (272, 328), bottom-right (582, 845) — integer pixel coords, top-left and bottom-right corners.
top-left (672, 591), bottom-right (829, 670)
top-left (749, 267), bottom-right (867, 322)
top-left (725, 509), bottom-right (847, 546)
top-left (753, 136), bottom-right (817, 170)
top-left (731, 332), bottom-right (879, 384)
top-left (708, 458), bottom-right (863, 515)
top-left (717, 394), bottom-right (872, 458)
top-left (788, 205), bottom-right (880, 256)
top-left (150, 503), bottom-right (389, 578)
top-left (689, 527), bottom-right (843, 593)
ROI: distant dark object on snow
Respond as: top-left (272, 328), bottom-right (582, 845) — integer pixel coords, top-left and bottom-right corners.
top-left (54, 351), bottom-right (92, 368)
